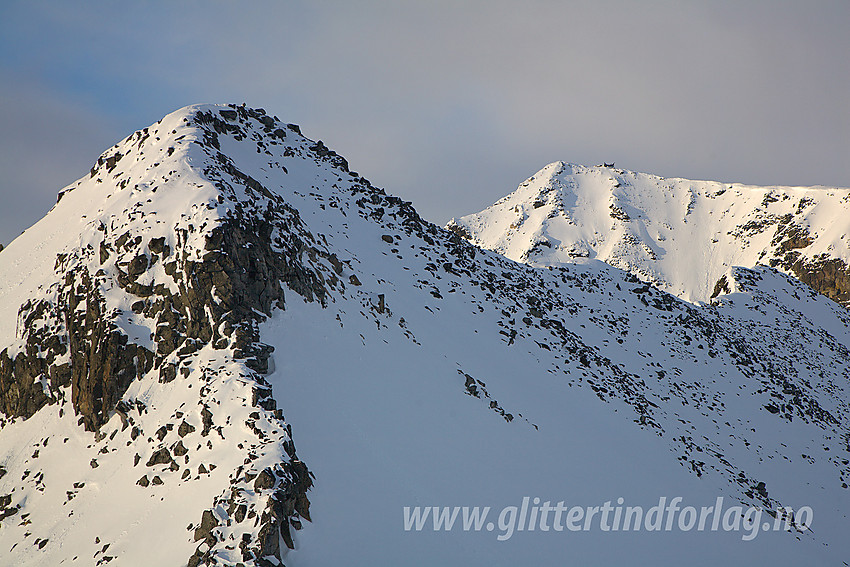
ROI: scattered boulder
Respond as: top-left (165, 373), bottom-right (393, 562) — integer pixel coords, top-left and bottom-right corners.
top-left (172, 440), bottom-right (188, 457)
top-left (146, 447), bottom-right (173, 467)
top-left (193, 509), bottom-right (218, 543)
top-left (178, 421), bottom-right (196, 438)
top-left (253, 468), bottom-right (276, 491)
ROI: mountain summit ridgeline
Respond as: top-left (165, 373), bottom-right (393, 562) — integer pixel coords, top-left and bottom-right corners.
top-left (0, 105), bottom-right (848, 566)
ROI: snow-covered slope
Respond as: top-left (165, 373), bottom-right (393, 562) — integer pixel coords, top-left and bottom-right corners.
top-left (0, 107), bottom-right (848, 566)
top-left (448, 161), bottom-right (850, 305)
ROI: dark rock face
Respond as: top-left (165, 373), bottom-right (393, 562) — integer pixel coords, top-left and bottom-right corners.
top-left (710, 275), bottom-right (730, 300)
top-left (256, 459), bottom-right (313, 553)
top-left (179, 105), bottom-right (382, 566)
top-left (0, 491), bottom-right (20, 522)
top-left (0, 297), bottom-right (67, 418)
top-left (770, 217), bottom-right (850, 308)
top-left (445, 220), bottom-right (472, 241)
top-left (193, 509), bottom-right (219, 544)
top-left (188, 458), bottom-right (314, 566)
top-left (787, 256), bottom-right (850, 307)
top-left (0, 140), bottom-right (334, 431)
top-left (0, 269), bottom-right (154, 430)
top-left (67, 272), bottom-right (155, 430)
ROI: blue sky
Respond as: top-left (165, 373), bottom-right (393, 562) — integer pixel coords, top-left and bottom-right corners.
top-left (1, 1), bottom-right (848, 245)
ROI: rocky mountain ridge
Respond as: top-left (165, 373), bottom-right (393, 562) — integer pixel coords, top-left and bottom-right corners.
top-left (0, 106), bottom-right (847, 565)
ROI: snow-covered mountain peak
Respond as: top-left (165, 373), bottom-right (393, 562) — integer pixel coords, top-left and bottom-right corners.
top-left (1, 107), bottom-right (849, 565)
top-left (449, 162), bottom-right (850, 305)
top-left (0, 103), bottom-right (360, 565)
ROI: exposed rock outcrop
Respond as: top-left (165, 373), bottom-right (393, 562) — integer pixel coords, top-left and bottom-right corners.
top-left (0, 104), bottom-right (344, 566)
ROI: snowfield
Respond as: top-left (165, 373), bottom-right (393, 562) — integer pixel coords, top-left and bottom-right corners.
top-left (449, 161), bottom-right (850, 304)
top-left (0, 105), bottom-right (848, 566)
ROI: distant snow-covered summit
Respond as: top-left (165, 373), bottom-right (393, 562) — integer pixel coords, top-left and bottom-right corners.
top-left (448, 161), bottom-right (850, 305)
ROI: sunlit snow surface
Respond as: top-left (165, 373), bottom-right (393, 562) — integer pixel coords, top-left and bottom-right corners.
top-left (450, 161), bottom-right (850, 303)
top-left (0, 105), bottom-right (848, 565)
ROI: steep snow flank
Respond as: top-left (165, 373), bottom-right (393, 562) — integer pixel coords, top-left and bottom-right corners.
top-left (266, 266), bottom-right (850, 566)
top-left (449, 161), bottom-right (850, 305)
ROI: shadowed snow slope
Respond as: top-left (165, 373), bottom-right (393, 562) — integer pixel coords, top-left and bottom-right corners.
top-left (0, 107), bottom-right (848, 566)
